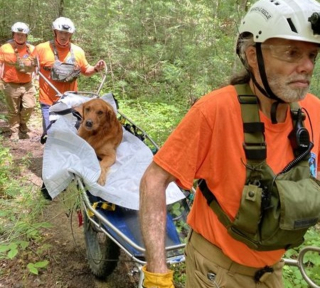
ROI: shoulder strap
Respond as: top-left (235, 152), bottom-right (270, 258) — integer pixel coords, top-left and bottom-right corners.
top-left (69, 43), bottom-right (76, 63)
top-left (51, 40), bottom-right (75, 63)
top-left (235, 84), bottom-right (266, 161)
top-left (198, 84), bottom-right (265, 227)
top-left (50, 40), bottom-right (59, 60)
top-left (198, 179), bottom-right (233, 228)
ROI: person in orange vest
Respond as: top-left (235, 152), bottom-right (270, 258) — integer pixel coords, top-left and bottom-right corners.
top-left (33, 17), bottom-right (105, 138)
top-left (0, 22), bottom-right (37, 140)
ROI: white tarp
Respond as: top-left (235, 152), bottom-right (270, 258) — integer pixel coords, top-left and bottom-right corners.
top-left (42, 93), bottom-right (185, 210)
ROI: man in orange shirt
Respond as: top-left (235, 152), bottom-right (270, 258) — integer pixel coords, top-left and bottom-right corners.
top-left (0, 22), bottom-right (36, 140)
top-left (139, 0), bottom-right (320, 287)
top-left (33, 17), bottom-right (105, 136)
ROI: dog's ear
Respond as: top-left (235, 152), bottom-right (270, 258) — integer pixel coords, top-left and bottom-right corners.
top-left (106, 106), bottom-right (117, 122)
top-left (74, 104), bottom-right (83, 117)
top-left (73, 104), bottom-right (84, 124)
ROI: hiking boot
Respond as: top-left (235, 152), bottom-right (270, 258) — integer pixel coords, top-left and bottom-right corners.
top-left (20, 133), bottom-right (30, 140)
top-left (19, 123), bottom-right (30, 134)
top-left (10, 132), bottom-right (19, 141)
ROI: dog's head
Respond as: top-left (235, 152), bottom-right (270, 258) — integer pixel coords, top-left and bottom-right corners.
top-left (80, 99), bottom-right (116, 132)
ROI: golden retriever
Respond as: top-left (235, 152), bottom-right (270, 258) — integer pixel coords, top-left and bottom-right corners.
top-left (77, 98), bottom-right (123, 186)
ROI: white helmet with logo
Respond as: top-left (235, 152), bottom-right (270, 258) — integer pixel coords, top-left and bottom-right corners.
top-left (11, 22), bottom-right (30, 34)
top-left (239, 0), bottom-right (320, 44)
top-left (52, 17), bottom-right (75, 33)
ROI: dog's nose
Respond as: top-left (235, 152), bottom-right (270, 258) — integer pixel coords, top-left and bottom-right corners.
top-left (85, 120), bottom-right (93, 128)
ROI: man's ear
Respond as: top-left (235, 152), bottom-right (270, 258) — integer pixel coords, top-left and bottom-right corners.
top-left (246, 46), bottom-right (258, 69)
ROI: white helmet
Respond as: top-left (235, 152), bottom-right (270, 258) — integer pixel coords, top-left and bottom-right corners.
top-left (52, 17), bottom-right (75, 33)
top-left (11, 22), bottom-right (30, 34)
top-left (239, 0), bottom-right (320, 44)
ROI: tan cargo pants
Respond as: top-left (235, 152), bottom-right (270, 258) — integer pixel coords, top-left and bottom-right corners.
top-left (3, 82), bottom-right (36, 133)
top-left (184, 230), bottom-right (284, 288)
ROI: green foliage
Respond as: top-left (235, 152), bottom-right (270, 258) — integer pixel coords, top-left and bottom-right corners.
top-left (0, 144), bottom-right (12, 196)
top-left (118, 98), bottom-right (186, 145)
top-left (0, 140), bottom-right (53, 278)
top-left (283, 227), bottom-right (320, 287)
top-left (27, 260), bottom-right (49, 275)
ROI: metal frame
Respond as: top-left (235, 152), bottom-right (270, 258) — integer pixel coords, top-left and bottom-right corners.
top-left (78, 177), bottom-right (187, 288)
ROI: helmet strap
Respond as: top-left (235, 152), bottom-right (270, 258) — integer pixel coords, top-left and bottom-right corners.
top-left (270, 102), bottom-right (279, 124)
top-left (255, 43), bottom-right (281, 101)
top-left (254, 43), bottom-right (285, 124)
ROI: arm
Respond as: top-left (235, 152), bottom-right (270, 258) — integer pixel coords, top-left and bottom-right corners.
top-left (139, 161), bottom-right (176, 273)
top-left (83, 59), bottom-right (106, 76)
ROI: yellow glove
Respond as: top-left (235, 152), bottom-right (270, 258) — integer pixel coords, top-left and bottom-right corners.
top-left (142, 265), bottom-right (175, 288)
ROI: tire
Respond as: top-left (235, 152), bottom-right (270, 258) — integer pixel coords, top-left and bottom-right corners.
top-left (83, 211), bottom-right (120, 279)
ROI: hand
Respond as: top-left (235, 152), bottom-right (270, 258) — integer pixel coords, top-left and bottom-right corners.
top-left (142, 265), bottom-right (175, 288)
top-left (94, 60), bottom-right (106, 72)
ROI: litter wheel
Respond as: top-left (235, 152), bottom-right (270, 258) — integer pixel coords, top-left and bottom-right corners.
top-left (83, 211), bottom-right (120, 279)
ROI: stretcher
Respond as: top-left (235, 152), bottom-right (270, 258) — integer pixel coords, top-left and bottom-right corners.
top-left (40, 69), bottom-right (320, 288)
top-left (76, 104), bottom-right (190, 287)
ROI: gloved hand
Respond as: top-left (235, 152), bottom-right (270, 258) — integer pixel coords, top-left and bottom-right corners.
top-left (142, 265), bottom-right (175, 288)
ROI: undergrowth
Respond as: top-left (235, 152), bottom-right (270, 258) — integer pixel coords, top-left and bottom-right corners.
top-left (0, 138), bottom-right (52, 278)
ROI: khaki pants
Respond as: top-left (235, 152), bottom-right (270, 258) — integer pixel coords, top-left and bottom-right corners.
top-left (185, 230), bottom-right (284, 288)
top-left (3, 82), bottom-right (36, 133)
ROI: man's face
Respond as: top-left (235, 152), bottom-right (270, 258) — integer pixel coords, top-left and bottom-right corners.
top-left (13, 32), bottom-right (27, 45)
top-left (55, 30), bottom-right (72, 46)
top-left (260, 38), bottom-right (319, 102)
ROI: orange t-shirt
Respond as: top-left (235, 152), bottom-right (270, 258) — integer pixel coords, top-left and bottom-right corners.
top-left (32, 41), bottom-right (89, 105)
top-left (154, 85), bottom-right (320, 268)
top-left (0, 42), bottom-right (35, 83)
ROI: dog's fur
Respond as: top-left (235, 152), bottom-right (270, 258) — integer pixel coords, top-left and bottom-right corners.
top-left (76, 98), bottom-right (123, 186)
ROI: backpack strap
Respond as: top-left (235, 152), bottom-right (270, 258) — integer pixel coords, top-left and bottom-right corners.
top-left (198, 83), bottom-right (264, 227)
top-left (9, 41), bottom-right (32, 61)
top-left (50, 40), bottom-right (76, 62)
top-left (50, 40), bottom-right (59, 61)
top-left (198, 179), bottom-right (233, 228)
top-left (236, 84), bottom-right (266, 161)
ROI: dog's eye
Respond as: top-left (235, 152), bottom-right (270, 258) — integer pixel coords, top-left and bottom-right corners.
top-left (85, 107), bottom-right (90, 112)
top-left (97, 110), bottom-right (104, 115)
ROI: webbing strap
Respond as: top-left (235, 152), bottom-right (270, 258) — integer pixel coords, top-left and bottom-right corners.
top-left (50, 40), bottom-right (76, 63)
top-left (236, 84), bottom-right (266, 161)
top-left (198, 180), bottom-right (232, 228)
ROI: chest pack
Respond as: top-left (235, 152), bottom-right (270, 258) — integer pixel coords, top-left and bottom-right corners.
top-left (49, 41), bottom-right (81, 83)
top-left (10, 42), bottom-right (35, 74)
top-left (199, 83), bottom-right (320, 251)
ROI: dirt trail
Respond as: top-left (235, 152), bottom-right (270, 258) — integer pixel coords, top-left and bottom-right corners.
top-left (0, 105), bottom-right (137, 288)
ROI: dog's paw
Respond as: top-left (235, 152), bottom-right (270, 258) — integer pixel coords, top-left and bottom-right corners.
top-left (97, 173), bottom-right (106, 186)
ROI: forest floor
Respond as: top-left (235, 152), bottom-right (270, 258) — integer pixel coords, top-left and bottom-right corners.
top-left (0, 102), bottom-right (138, 288)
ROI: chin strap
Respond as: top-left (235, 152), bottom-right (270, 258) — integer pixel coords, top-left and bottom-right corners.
top-left (270, 102), bottom-right (279, 124)
top-left (252, 43), bottom-right (285, 124)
